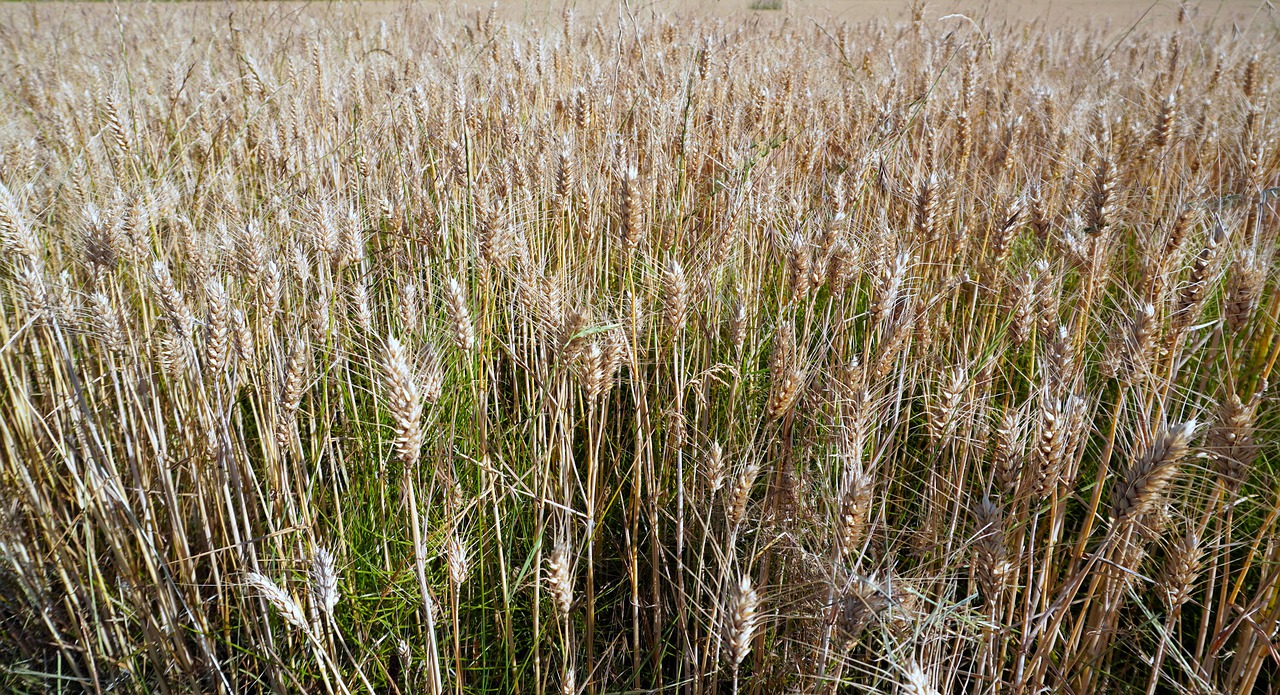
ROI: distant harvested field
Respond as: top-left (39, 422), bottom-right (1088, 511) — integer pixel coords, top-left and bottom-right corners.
top-left (0, 1), bottom-right (1277, 694)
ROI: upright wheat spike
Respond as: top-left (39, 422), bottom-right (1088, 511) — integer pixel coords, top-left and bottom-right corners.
top-left (1157, 530), bottom-right (1202, 610)
top-left (1205, 389), bottom-right (1263, 493)
top-left (726, 460), bottom-right (760, 531)
top-left (766, 322), bottom-right (803, 420)
top-left (383, 337), bottom-right (424, 468)
top-left (546, 534), bottom-right (574, 616)
top-left (310, 547), bottom-right (340, 620)
top-left (726, 574), bottom-right (759, 668)
top-left (445, 277), bottom-right (476, 353)
top-left (662, 256), bottom-right (689, 333)
top-left (204, 278), bottom-right (230, 374)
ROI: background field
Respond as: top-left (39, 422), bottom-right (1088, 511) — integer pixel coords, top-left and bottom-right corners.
top-left (0, 1), bottom-right (1277, 694)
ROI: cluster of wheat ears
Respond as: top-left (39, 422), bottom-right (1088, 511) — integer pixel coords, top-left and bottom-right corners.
top-left (0, 2), bottom-right (1276, 693)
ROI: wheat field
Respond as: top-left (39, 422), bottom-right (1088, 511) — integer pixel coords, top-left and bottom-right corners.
top-left (0, 1), bottom-right (1277, 693)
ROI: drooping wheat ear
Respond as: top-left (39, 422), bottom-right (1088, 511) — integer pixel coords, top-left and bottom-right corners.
top-left (445, 277), bottom-right (476, 353)
top-left (618, 164), bottom-right (643, 253)
top-left (1157, 530), bottom-right (1202, 611)
top-left (1245, 136), bottom-right (1267, 191)
top-left (1025, 163), bottom-right (1051, 214)
top-left (441, 137), bottom-right (468, 186)
top-left (313, 203), bottom-right (341, 265)
top-left (1058, 394), bottom-right (1091, 486)
top-left (1205, 389), bottom-right (1263, 493)
top-left (150, 261), bottom-right (194, 336)
top-left (1223, 249), bottom-right (1265, 332)
top-left (972, 498), bottom-right (1012, 601)
top-left (1032, 259), bottom-right (1058, 335)
top-left (823, 238), bottom-right (854, 298)
top-left (726, 460), bottom-right (760, 531)
top-left (204, 278), bottom-right (230, 374)
top-left (725, 574), bottom-right (759, 668)
top-left (309, 547), bottom-right (339, 620)
top-left (1111, 421), bottom-right (1197, 525)
top-left (766, 322), bottom-right (803, 420)
top-left (705, 441), bottom-right (726, 494)
top-left (0, 180), bottom-right (41, 264)
top-left (603, 326), bottom-right (627, 380)
top-left (662, 256), bottom-right (689, 333)
top-left (245, 572), bottom-right (310, 633)
top-left (288, 243), bottom-right (311, 289)
top-left (572, 87), bottom-right (593, 131)
top-left (47, 270), bottom-right (77, 327)
top-left (382, 337), bottom-right (424, 469)
top-left (694, 34), bottom-right (712, 78)
top-left (545, 533), bottom-right (573, 616)
top-left (275, 343), bottom-right (306, 452)
top-left (446, 530), bottom-right (470, 587)
top-left (1240, 53), bottom-right (1260, 99)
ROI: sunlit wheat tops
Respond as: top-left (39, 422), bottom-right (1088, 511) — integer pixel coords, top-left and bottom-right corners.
top-left (0, 3), bottom-right (1276, 694)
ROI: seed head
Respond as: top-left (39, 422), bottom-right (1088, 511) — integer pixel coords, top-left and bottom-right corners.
top-left (382, 337), bottom-right (424, 468)
top-left (1111, 421), bottom-right (1197, 525)
top-left (445, 277), bottom-right (476, 353)
top-left (726, 574), bottom-right (759, 667)
top-left (245, 572), bottom-right (309, 633)
top-left (310, 547), bottom-right (339, 619)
